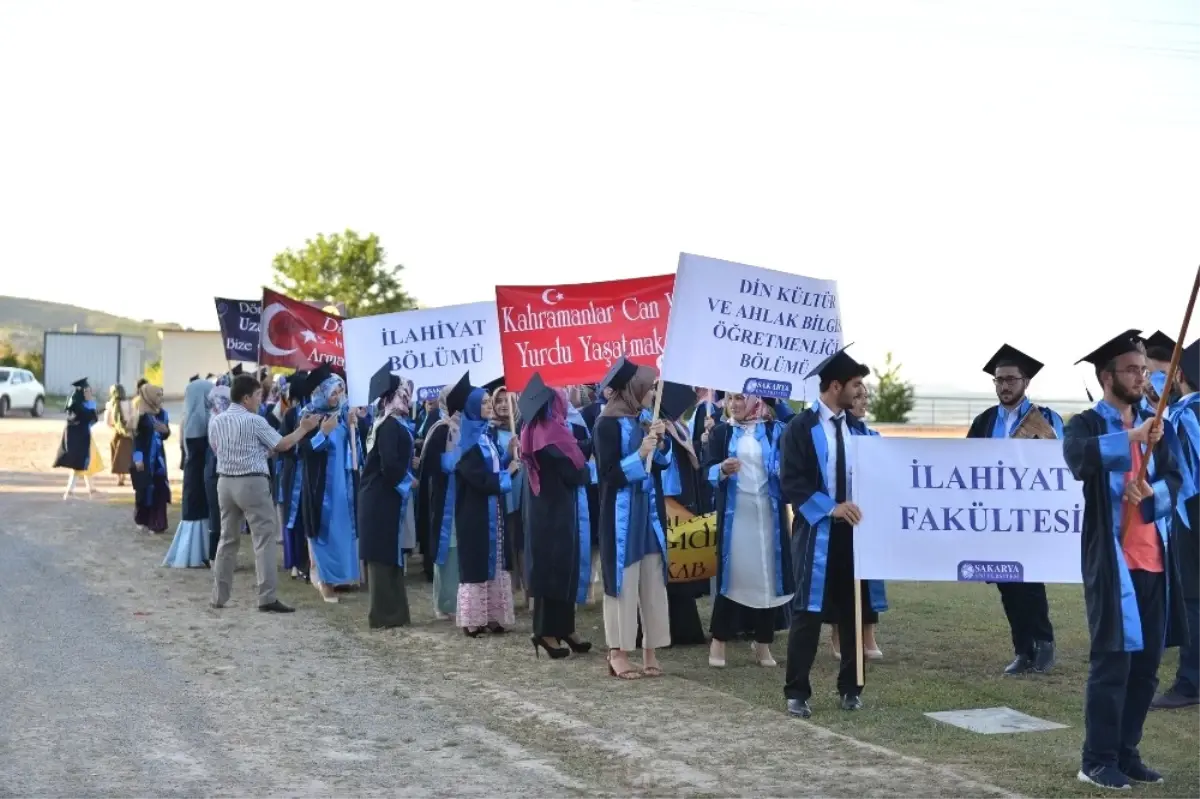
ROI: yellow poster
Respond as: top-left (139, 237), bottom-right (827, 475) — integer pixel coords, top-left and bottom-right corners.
top-left (665, 497), bottom-right (717, 584)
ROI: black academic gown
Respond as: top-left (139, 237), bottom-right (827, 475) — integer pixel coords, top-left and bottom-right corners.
top-left (418, 423), bottom-right (451, 571)
top-left (1063, 405), bottom-right (1187, 653)
top-left (358, 417), bottom-right (413, 566)
top-left (53, 401), bottom-right (97, 470)
top-left (690, 403), bottom-right (718, 514)
top-left (130, 410), bottom-right (171, 508)
top-left (523, 445), bottom-right (591, 601)
top-left (1172, 399), bottom-right (1199, 600)
top-left (452, 439), bottom-right (513, 584)
top-left (298, 416), bottom-right (370, 542)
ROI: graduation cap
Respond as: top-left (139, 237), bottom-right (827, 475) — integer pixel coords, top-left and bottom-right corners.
top-left (658, 381), bottom-right (697, 422)
top-left (982, 344), bottom-right (1044, 380)
top-left (517, 373), bottom-right (555, 421)
top-left (286, 369), bottom-right (309, 399)
top-left (1074, 329), bottom-right (1144, 368)
top-left (368, 362), bottom-right (400, 405)
top-left (71, 377), bottom-right (89, 390)
top-left (1179, 339), bottom-right (1199, 392)
top-left (482, 377), bottom-right (506, 394)
top-left (230, 364), bottom-right (244, 377)
top-left (189, 374), bottom-right (200, 382)
top-left (805, 344), bottom-right (870, 383)
top-left (445, 372), bottom-right (473, 415)
top-left (205, 373), bottom-right (215, 380)
top-left (1143, 330), bottom-right (1176, 360)
top-left (599, 356), bottom-right (638, 392)
top-left (297, 363), bottom-right (332, 399)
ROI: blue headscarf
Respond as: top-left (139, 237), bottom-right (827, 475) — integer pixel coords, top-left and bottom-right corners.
top-left (300, 374), bottom-right (347, 421)
top-left (454, 387), bottom-right (497, 469)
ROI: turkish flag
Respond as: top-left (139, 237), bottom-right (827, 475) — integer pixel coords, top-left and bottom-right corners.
top-left (495, 275), bottom-right (675, 392)
top-left (259, 288), bottom-right (346, 374)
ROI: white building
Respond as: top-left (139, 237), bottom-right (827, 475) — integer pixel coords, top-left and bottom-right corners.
top-left (158, 330), bottom-right (245, 398)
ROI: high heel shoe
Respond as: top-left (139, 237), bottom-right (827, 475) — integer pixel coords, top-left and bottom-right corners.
top-left (565, 636), bottom-right (593, 654)
top-left (531, 636), bottom-right (570, 659)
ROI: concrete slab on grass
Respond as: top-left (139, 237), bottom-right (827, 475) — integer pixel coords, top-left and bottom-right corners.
top-left (925, 706), bottom-right (1069, 734)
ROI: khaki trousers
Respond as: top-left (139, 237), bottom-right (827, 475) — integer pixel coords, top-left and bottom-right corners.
top-left (603, 553), bottom-right (670, 651)
top-left (211, 475), bottom-right (278, 607)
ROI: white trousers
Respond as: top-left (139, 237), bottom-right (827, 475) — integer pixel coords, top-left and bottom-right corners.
top-left (603, 554), bottom-right (671, 652)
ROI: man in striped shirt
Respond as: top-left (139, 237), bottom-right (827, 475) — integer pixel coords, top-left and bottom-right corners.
top-left (209, 373), bottom-right (321, 613)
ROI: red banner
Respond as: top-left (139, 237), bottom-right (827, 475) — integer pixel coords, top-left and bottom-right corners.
top-left (495, 275), bottom-right (675, 392)
top-left (259, 288), bottom-right (346, 374)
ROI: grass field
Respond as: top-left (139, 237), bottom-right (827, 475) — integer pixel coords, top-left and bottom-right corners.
top-left (129, 496), bottom-right (1198, 798)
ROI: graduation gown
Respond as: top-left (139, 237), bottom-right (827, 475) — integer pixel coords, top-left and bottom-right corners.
top-left (1168, 394), bottom-right (1199, 598)
top-left (53, 402), bottom-right (98, 470)
top-left (130, 410), bottom-right (171, 507)
top-left (595, 415), bottom-right (672, 598)
top-left (447, 436), bottom-right (513, 584)
top-left (523, 445), bottom-right (591, 603)
top-left (779, 406), bottom-right (888, 614)
top-left (421, 424), bottom-right (453, 566)
top-left (688, 401), bottom-right (719, 514)
top-left (706, 420), bottom-right (794, 601)
top-left (1063, 402), bottom-right (1187, 652)
top-left (298, 415), bottom-right (369, 542)
top-left (358, 417), bottom-right (414, 566)
top-left (966, 399), bottom-right (1065, 440)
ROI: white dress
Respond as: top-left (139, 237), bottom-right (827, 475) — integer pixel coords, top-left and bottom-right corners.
top-left (724, 432), bottom-right (793, 609)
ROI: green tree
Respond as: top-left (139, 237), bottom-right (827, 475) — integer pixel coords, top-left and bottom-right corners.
top-left (868, 352), bottom-right (916, 423)
top-left (271, 229), bottom-right (418, 318)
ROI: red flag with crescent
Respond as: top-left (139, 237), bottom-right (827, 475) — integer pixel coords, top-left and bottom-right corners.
top-left (259, 288), bottom-right (346, 374)
top-left (494, 275), bottom-right (675, 392)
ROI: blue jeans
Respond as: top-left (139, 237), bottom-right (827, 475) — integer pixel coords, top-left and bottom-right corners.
top-left (1173, 597), bottom-right (1200, 697)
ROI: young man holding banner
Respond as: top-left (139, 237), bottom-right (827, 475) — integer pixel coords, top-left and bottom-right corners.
top-left (1064, 330), bottom-right (1184, 790)
top-left (966, 344), bottom-right (1065, 677)
top-left (780, 345), bottom-right (886, 717)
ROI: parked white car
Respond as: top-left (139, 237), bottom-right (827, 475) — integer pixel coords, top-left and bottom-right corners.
top-left (0, 368), bottom-right (46, 417)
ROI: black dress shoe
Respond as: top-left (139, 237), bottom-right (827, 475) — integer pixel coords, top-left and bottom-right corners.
top-left (565, 636), bottom-right (593, 654)
top-left (840, 694), bottom-right (863, 711)
top-left (1151, 688), bottom-right (1200, 710)
top-left (1032, 640), bottom-right (1056, 673)
top-left (1003, 653), bottom-right (1034, 676)
top-left (258, 600), bottom-right (295, 613)
top-left (786, 698), bottom-right (812, 718)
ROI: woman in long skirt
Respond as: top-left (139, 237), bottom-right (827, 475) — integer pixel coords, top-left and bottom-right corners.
top-left (358, 367), bottom-right (416, 628)
top-left (705, 393), bottom-right (794, 668)
top-left (54, 378), bottom-right (99, 499)
top-left (521, 381), bottom-right (593, 658)
top-left (444, 375), bottom-right (515, 636)
top-left (420, 386), bottom-right (459, 618)
top-left (105, 384), bottom-right (134, 487)
top-left (130, 383), bottom-right (172, 533)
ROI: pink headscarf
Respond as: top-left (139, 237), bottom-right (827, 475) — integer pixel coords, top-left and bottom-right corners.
top-left (520, 389), bottom-right (586, 496)
top-left (731, 394), bottom-right (764, 428)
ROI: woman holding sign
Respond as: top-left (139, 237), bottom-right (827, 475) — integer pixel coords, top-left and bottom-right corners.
top-left (705, 392), bottom-right (794, 669)
top-left (595, 357), bottom-right (673, 680)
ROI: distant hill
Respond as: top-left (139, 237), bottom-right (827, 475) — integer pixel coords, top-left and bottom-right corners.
top-left (0, 295), bottom-right (183, 359)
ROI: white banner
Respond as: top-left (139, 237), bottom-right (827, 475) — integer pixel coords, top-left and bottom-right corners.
top-left (659, 252), bottom-right (841, 401)
top-left (852, 437), bottom-right (1084, 584)
top-left (342, 302), bottom-right (503, 406)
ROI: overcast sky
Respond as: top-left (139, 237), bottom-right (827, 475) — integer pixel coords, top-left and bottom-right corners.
top-left (1, 0), bottom-right (1196, 396)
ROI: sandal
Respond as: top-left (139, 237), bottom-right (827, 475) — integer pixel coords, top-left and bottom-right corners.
top-left (641, 665), bottom-right (664, 678)
top-left (607, 654), bottom-right (643, 680)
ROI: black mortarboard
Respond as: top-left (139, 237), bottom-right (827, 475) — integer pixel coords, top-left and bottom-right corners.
top-left (599, 357), bottom-right (638, 392)
top-left (518, 373), bottom-right (555, 421)
top-left (1144, 330), bottom-right (1176, 356)
top-left (298, 363), bottom-right (332, 398)
top-left (445, 372), bottom-right (473, 415)
top-left (189, 374), bottom-right (200, 382)
top-left (982, 344), bottom-right (1044, 380)
top-left (368, 362), bottom-right (400, 405)
top-left (231, 364), bottom-right (244, 376)
top-left (1180, 339), bottom-right (1199, 391)
top-left (71, 377), bottom-right (89, 390)
top-left (658, 381), bottom-right (696, 422)
top-left (483, 377), bottom-right (506, 394)
top-left (1074, 329), bottom-right (1144, 367)
top-left (805, 344), bottom-right (870, 383)
top-left (287, 369), bottom-right (310, 399)
top-left (205, 373), bottom-right (215, 380)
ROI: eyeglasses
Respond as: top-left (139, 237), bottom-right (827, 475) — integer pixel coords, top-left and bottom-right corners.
top-left (993, 377), bottom-right (1025, 387)
top-left (1111, 366), bottom-right (1149, 379)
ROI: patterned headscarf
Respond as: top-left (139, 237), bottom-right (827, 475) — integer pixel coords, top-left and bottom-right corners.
top-left (729, 393), bottom-right (764, 428)
top-left (367, 376), bottom-right (413, 453)
top-left (215, 371), bottom-right (232, 388)
top-left (208, 385), bottom-right (231, 416)
top-left (299, 374), bottom-right (346, 420)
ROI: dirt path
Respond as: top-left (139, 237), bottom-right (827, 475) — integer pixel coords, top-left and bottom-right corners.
top-left (0, 419), bottom-right (1017, 797)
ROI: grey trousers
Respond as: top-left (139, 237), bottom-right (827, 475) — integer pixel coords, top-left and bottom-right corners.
top-left (211, 475), bottom-right (278, 607)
